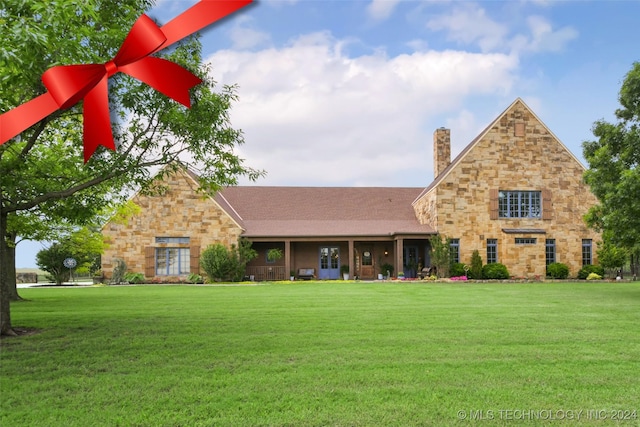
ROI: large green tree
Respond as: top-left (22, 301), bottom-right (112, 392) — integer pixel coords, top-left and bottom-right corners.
top-left (583, 62), bottom-right (640, 278)
top-left (0, 1), bottom-right (261, 335)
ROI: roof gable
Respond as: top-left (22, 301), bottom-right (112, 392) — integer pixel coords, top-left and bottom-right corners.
top-left (413, 98), bottom-right (585, 204)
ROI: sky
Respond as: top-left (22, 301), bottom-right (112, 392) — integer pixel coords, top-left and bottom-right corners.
top-left (15, 0), bottom-right (640, 268)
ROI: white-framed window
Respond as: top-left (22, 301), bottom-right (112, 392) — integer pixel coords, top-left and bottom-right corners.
top-left (546, 239), bottom-right (556, 265)
top-left (155, 237), bottom-right (190, 244)
top-left (156, 247), bottom-right (190, 276)
top-left (450, 239), bottom-right (460, 263)
top-left (487, 239), bottom-right (498, 264)
top-left (154, 237), bottom-right (191, 276)
top-left (582, 239), bottom-right (593, 266)
top-left (498, 191), bottom-right (542, 218)
top-left (515, 238), bottom-right (537, 245)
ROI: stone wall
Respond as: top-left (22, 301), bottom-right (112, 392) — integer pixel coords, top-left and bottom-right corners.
top-left (414, 99), bottom-right (600, 278)
top-left (101, 168), bottom-right (243, 279)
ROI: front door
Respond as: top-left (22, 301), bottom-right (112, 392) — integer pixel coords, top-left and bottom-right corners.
top-left (403, 246), bottom-right (419, 278)
top-left (319, 246), bottom-right (340, 279)
top-left (360, 248), bottom-right (375, 279)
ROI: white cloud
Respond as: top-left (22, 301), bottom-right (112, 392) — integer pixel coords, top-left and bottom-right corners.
top-left (227, 15), bottom-right (271, 50)
top-left (206, 32), bottom-right (519, 186)
top-left (513, 15), bottom-right (578, 53)
top-left (426, 4), bottom-right (578, 55)
top-left (367, 0), bottom-right (403, 21)
top-left (426, 4), bottom-right (509, 52)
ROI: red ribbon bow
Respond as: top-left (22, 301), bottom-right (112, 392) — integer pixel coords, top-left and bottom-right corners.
top-left (0, 0), bottom-right (252, 162)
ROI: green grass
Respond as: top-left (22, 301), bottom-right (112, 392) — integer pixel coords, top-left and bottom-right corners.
top-left (2, 282), bottom-right (640, 426)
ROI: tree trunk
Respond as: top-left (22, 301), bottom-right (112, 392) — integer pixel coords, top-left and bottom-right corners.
top-left (1, 210), bottom-right (15, 335)
top-left (8, 234), bottom-right (21, 301)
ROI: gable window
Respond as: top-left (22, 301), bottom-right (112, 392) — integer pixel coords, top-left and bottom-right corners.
top-left (487, 239), bottom-right (498, 264)
top-left (546, 239), bottom-right (556, 265)
top-left (156, 247), bottom-right (190, 275)
top-left (450, 239), bottom-right (460, 264)
top-left (582, 239), bottom-right (593, 266)
top-left (515, 238), bottom-right (537, 245)
top-left (498, 191), bottom-right (541, 218)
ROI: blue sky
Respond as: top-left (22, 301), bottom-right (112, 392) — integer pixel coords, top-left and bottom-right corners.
top-left (16, 0), bottom-right (640, 267)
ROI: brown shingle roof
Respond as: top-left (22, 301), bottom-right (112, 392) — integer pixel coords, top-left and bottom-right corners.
top-left (218, 186), bottom-right (435, 238)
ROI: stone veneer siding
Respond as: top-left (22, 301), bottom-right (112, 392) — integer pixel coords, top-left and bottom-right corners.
top-left (101, 169), bottom-right (243, 279)
top-left (413, 100), bottom-right (600, 278)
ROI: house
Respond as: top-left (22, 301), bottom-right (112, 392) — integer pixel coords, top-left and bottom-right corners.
top-left (101, 98), bottom-right (600, 280)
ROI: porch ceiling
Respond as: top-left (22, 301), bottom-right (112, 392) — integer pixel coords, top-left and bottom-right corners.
top-left (240, 219), bottom-right (436, 238)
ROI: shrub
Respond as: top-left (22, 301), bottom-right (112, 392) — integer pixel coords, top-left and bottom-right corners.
top-left (124, 272), bottom-right (145, 284)
top-left (380, 263), bottom-right (394, 277)
top-left (200, 238), bottom-right (257, 282)
top-left (577, 264), bottom-right (605, 280)
top-left (449, 263), bottom-right (466, 278)
top-left (482, 263), bottom-right (510, 279)
top-left (546, 262), bottom-right (569, 279)
top-left (469, 250), bottom-right (483, 279)
top-left (187, 273), bottom-right (204, 284)
top-left (586, 272), bottom-right (602, 280)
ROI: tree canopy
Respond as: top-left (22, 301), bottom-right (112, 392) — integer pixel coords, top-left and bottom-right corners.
top-left (0, 0), bottom-right (262, 335)
top-left (583, 62), bottom-right (640, 275)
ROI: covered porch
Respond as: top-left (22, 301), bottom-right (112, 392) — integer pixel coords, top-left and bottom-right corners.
top-left (246, 235), bottom-right (435, 281)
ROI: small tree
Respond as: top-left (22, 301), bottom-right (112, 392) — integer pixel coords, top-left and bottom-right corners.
top-left (429, 235), bottom-right (450, 278)
top-left (35, 243), bottom-right (71, 285)
top-left (200, 238), bottom-right (257, 282)
top-left (200, 244), bottom-right (233, 282)
top-left (597, 241), bottom-right (628, 278)
top-left (469, 250), bottom-right (483, 279)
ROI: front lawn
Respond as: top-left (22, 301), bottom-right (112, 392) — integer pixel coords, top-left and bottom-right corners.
top-left (2, 282), bottom-right (639, 426)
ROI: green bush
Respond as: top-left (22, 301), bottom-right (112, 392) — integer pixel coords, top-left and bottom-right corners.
top-left (380, 263), bottom-right (394, 277)
top-left (546, 262), bottom-right (569, 279)
top-left (586, 272), bottom-right (602, 280)
top-left (577, 264), bottom-right (605, 280)
top-left (482, 263), bottom-right (510, 279)
top-left (35, 243), bottom-right (71, 285)
top-left (124, 272), bottom-right (145, 284)
top-left (469, 250), bottom-right (483, 279)
top-left (449, 263), bottom-right (466, 277)
top-left (187, 273), bottom-right (204, 284)
top-left (200, 238), bottom-right (257, 282)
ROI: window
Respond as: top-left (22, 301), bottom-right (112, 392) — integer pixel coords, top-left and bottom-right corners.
top-left (582, 239), bottom-right (592, 266)
top-left (545, 239), bottom-right (556, 265)
top-left (515, 238), bottom-right (537, 245)
top-left (487, 239), bottom-right (498, 264)
top-left (362, 250), bottom-right (373, 266)
top-left (498, 191), bottom-right (541, 218)
top-left (156, 247), bottom-right (190, 275)
top-left (155, 237), bottom-right (190, 244)
top-left (450, 239), bottom-right (460, 264)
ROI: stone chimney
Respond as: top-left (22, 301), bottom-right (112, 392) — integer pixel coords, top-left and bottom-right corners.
top-left (433, 127), bottom-right (451, 178)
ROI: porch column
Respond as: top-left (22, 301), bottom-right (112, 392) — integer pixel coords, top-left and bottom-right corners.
top-left (348, 239), bottom-right (355, 276)
top-left (284, 240), bottom-right (291, 279)
top-left (396, 238), bottom-right (403, 276)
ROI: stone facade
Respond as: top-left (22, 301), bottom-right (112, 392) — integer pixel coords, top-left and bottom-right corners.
top-left (413, 99), bottom-right (600, 278)
top-left (101, 168), bottom-right (243, 279)
top-left (433, 127), bottom-right (451, 178)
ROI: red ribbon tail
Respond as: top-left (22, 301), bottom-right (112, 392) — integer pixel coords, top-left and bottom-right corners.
top-left (0, 93), bottom-right (59, 145)
top-left (83, 78), bottom-right (116, 162)
top-left (120, 57), bottom-right (202, 107)
top-left (158, 0), bottom-right (253, 51)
